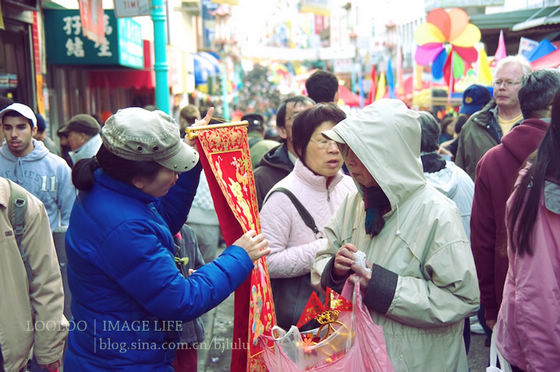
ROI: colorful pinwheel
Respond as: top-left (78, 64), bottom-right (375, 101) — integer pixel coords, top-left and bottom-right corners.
top-left (414, 8), bottom-right (481, 87)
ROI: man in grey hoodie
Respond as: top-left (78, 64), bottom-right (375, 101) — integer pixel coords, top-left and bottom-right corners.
top-left (0, 103), bottom-right (75, 231)
top-left (418, 111), bottom-right (478, 352)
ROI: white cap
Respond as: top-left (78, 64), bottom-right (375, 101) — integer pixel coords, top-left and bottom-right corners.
top-left (0, 103), bottom-right (37, 127)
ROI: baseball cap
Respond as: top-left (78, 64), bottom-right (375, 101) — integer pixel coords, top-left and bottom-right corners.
top-left (0, 103), bottom-right (37, 127)
top-left (102, 107), bottom-right (199, 172)
top-left (241, 113), bottom-right (265, 132)
top-left (460, 84), bottom-right (491, 115)
top-left (60, 114), bottom-right (101, 136)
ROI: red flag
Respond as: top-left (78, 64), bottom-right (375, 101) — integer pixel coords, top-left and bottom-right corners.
top-left (443, 48), bottom-right (455, 95)
top-left (193, 124), bottom-right (276, 371)
top-left (78, 0), bottom-right (105, 44)
top-left (295, 287), bottom-right (352, 328)
top-left (367, 64), bottom-right (377, 105)
top-left (296, 292), bottom-right (324, 328)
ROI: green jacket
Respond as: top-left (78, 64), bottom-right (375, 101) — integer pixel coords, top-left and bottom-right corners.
top-left (455, 100), bottom-right (501, 180)
top-left (312, 99), bottom-right (480, 372)
top-left (249, 136), bottom-right (280, 171)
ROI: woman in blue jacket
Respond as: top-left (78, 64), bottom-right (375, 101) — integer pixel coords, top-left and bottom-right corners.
top-left (64, 107), bottom-right (269, 371)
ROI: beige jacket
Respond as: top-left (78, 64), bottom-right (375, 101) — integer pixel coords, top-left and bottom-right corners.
top-left (0, 178), bottom-right (68, 372)
top-left (312, 100), bottom-right (480, 372)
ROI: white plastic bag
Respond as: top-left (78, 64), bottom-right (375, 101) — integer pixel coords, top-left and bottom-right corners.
top-left (487, 331), bottom-right (512, 372)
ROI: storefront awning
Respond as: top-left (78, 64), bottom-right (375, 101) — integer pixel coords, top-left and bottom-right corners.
top-left (470, 6), bottom-right (560, 32)
top-left (512, 7), bottom-right (560, 32)
top-left (88, 40), bottom-right (154, 90)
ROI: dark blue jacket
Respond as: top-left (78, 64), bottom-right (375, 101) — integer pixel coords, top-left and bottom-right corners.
top-left (64, 163), bottom-right (253, 371)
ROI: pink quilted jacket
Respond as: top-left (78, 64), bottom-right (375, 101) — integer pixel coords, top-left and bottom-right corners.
top-left (496, 180), bottom-right (560, 371)
top-left (260, 160), bottom-right (356, 279)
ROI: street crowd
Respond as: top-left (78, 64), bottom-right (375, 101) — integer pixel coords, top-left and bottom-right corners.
top-left (0, 55), bottom-right (559, 372)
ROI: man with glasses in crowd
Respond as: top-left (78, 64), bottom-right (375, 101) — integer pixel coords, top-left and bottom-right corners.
top-left (455, 55), bottom-right (532, 180)
top-left (253, 96), bottom-right (314, 209)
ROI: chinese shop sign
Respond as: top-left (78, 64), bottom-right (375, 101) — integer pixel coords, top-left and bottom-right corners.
top-left (44, 9), bottom-right (143, 69)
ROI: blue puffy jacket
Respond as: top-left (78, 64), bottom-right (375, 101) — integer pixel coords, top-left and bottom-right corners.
top-left (64, 163), bottom-right (254, 371)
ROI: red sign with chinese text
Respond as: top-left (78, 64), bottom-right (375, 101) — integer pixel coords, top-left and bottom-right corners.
top-left (78, 0), bottom-right (104, 44)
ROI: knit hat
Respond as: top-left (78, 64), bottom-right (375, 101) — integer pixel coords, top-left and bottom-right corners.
top-left (36, 113), bottom-right (47, 132)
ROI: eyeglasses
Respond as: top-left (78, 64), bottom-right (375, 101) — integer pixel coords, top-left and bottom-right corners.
top-left (493, 80), bottom-right (521, 88)
top-left (310, 138), bottom-right (337, 149)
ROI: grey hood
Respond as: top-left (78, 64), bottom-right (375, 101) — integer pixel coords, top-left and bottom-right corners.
top-left (424, 160), bottom-right (462, 199)
top-left (324, 99), bottom-right (425, 214)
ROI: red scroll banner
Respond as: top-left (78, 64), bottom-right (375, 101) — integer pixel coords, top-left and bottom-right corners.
top-left (190, 123), bottom-right (276, 371)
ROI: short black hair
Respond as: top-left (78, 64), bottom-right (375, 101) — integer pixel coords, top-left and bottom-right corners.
top-left (241, 113), bottom-right (265, 133)
top-left (292, 103), bottom-right (346, 165)
top-left (439, 116), bottom-right (454, 135)
top-left (276, 95), bottom-right (315, 129)
top-left (179, 105), bottom-right (201, 126)
top-left (418, 111), bottom-right (440, 153)
top-left (305, 70), bottom-right (339, 103)
top-left (518, 69), bottom-right (560, 119)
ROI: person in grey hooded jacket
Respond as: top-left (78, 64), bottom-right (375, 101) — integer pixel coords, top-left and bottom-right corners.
top-left (0, 103), bottom-right (76, 231)
top-left (418, 111), bottom-right (474, 237)
top-left (418, 110), bottom-right (477, 353)
top-left (312, 99), bottom-right (480, 371)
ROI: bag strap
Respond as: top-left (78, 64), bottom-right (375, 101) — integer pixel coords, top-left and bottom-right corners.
top-left (265, 187), bottom-right (320, 237)
top-left (488, 331), bottom-right (512, 372)
top-left (8, 180), bottom-right (32, 282)
top-left (489, 331), bottom-right (499, 368)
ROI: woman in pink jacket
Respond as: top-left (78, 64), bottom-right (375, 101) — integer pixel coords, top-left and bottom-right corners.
top-left (260, 103), bottom-right (356, 331)
top-left (495, 90), bottom-right (560, 372)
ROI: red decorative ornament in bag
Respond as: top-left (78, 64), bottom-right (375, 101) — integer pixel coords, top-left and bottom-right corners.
top-left (259, 277), bottom-right (394, 371)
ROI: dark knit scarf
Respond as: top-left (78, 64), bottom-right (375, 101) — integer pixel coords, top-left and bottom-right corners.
top-left (363, 187), bottom-right (390, 237)
top-left (421, 153), bottom-right (446, 173)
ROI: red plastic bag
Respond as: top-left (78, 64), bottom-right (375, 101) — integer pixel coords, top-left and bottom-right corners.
top-left (259, 278), bottom-right (394, 371)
